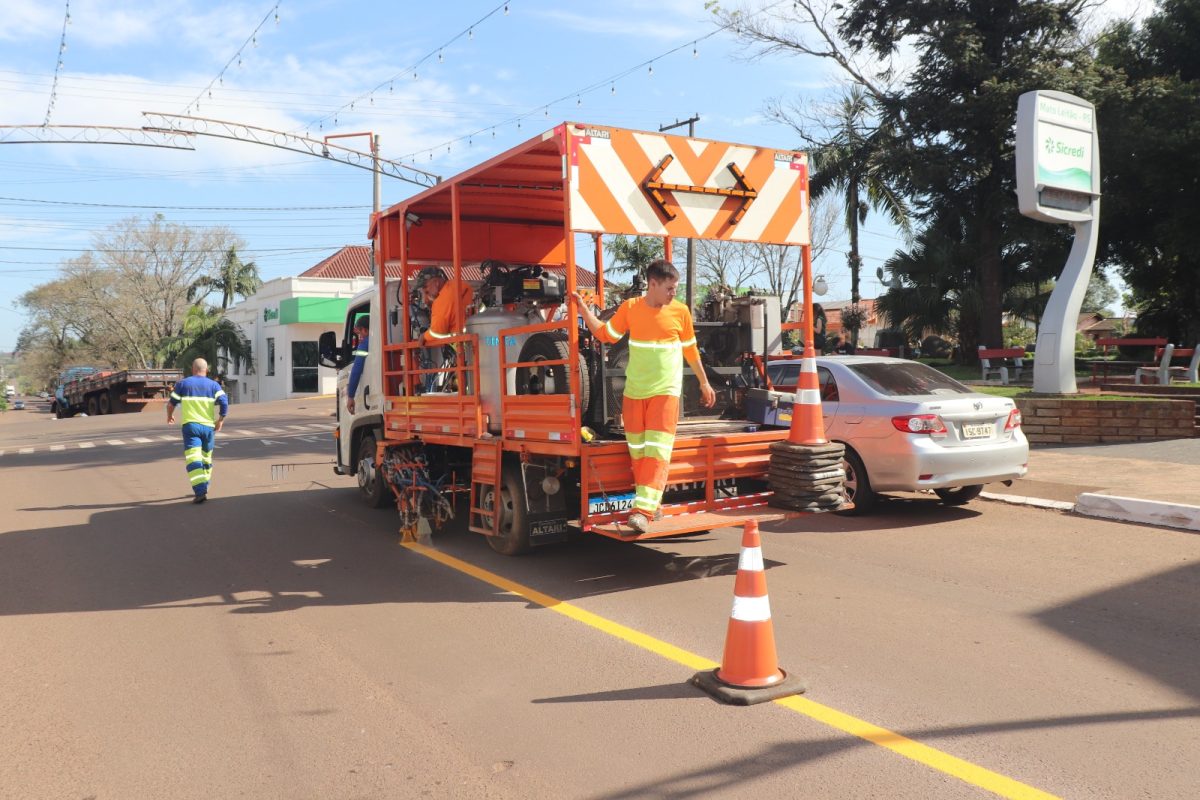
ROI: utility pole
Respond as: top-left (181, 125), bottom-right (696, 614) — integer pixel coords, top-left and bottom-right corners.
top-left (659, 115), bottom-right (701, 310)
top-left (325, 131), bottom-right (383, 276)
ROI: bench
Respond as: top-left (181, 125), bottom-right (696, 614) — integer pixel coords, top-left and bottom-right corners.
top-left (1089, 337), bottom-right (1169, 384)
top-left (977, 346), bottom-right (1026, 384)
top-left (1135, 345), bottom-right (1200, 385)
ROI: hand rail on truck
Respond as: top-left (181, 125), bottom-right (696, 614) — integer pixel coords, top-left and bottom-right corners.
top-left (381, 333), bottom-right (483, 439)
top-left (498, 319), bottom-right (579, 445)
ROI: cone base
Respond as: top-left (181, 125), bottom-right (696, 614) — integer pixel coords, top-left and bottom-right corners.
top-left (689, 668), bottom-right (806, 706)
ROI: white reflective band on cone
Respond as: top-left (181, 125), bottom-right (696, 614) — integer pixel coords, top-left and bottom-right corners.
top-left (796, 389), bottom-right (821, 406)
top-left (738, 546), bottom-right (764, 572)
top-left (801, 359), bottom-right (817, 373)
top-left (731, 594), bottom-right (772, 622)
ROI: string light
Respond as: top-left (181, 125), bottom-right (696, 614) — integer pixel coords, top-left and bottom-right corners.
top-left (693, 43), bottom-right (698, 58)
top-left (43, 0), bottom-right (70, 126)
top-left (181, 1), bottom-right (283, 116)
top-left (648, 63), bottom-right (654, 76)
top-left (299, 1), bottom-right (511, 134)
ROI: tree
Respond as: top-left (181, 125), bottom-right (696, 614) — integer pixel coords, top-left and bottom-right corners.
top-left (189, 246), bottom-right (262, 310)
top-left (1081, 272), bottom-right (1119, 315)
top-left (158, 305), bottom-right (252, 375)
top-left (804, 87), bottom-right (911, 345)
top-left (1095, 2), bottom-right (1200, 343)
top-left (604, 235), bottom-right (663, 280)
top-left (721, 0), bottom-right (1098, 354)
top-left (15, 216), bottom-right (245, 370)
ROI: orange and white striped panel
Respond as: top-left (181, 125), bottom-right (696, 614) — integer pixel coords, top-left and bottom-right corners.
top-left (566, 123), bottom-right (809, 245)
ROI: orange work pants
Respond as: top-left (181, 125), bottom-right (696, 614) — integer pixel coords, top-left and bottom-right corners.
top-left (623, 395), bottom-right (679, 520)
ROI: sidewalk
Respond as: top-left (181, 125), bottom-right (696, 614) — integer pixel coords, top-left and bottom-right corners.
top-left (983, 438), bottom-right (1200, 531)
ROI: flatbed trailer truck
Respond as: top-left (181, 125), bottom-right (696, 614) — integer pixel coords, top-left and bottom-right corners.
top-left (320, 122), bottom-right (814, 554)
top-left (53, 367), bottom-right (182, 418)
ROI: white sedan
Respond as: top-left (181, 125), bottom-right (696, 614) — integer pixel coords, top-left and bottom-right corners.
top-left (765, 356), bottom-right (1028, 514)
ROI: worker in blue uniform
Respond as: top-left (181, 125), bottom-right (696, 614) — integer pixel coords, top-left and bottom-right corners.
top-left (166, 357), bottom-right (228, 504)
top-left (346, 315), bottom-right (369, 414)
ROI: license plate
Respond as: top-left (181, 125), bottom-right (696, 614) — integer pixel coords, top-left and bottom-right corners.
top-left (962, 423), bottom-right (993, 439)
top-left (530, 518), bottom-right (568, 539)
top-left (589, 492), bottom-right (634, 515)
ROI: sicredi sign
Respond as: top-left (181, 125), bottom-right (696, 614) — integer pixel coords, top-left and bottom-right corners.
top-left (1016, 90), bottom-right (1099, 223)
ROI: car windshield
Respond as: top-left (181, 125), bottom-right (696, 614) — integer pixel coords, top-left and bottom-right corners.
top-left (849, 362), bottom-right (973, 397)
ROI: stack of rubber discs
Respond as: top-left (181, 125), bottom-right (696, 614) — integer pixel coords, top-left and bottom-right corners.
top-left (766, 441), bottom-right (847, 511)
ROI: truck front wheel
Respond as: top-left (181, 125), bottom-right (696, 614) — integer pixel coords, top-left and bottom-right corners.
top-left (85, 395), bottom-right (99, 416)
top-left (356, 433), bottom-right (391, 508)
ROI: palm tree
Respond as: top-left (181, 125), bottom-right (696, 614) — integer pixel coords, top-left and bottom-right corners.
top-left (159, 305), bottom-right (252, 376)
top-left (808, 87), bottom-right (911, 346)
top-left (189, 246), bottom-right (262, 310)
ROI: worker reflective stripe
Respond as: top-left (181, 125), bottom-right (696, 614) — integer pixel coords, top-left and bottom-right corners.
top-left (635, 484), bottom-right (662, 502)
top-left (679, 337), bottom-right (697, 348)
top-left (628, 338), bottom-right (683, 350)
top-left (604, 321), bottom-right (622, 341)
top-left (353, 349), bottom-right (368, 357)
top-left (427, 328), bottom-right (453, 339)
top-left (796, 389), bottom-right (821, 406)
top-left (184, 447), bottom-right (203, 461)
top-left (731, 594), bottom-right (772, 622)
top-left (738, 546), bottom-right (764, 572)
top-left (170, 392), bottom-right (182, 401)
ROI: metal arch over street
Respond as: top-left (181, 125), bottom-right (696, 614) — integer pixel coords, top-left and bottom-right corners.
top-left (0, 124), bottom-right (196, 150)
top-left (141, 112), bottom-right (441, 188)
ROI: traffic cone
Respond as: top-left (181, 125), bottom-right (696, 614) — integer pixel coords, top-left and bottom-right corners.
top-left (691, 520), bottom-right (805, 705)
top-left (785, 353), bottom-right (827, 446)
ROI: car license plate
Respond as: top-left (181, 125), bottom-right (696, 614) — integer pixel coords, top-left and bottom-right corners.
top-left (589, 492), bottom-right (634, 515)
top-left (962, 423), bottom-right (993, 439)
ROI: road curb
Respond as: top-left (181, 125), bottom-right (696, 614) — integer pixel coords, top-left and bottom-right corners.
top-left (1074, 493), bottom-right (1200, 532)
top-left (980, 491), bottom-right (1075, 512)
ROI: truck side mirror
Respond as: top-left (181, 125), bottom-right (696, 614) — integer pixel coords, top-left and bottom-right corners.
top-left (319, 331), bottom-right (345, 369)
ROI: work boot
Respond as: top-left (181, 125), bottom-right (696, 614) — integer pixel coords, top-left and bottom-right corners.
top-left (626, 512), bottom-right (649, 534)
top-left (193, 493), bottom-right (208, 505)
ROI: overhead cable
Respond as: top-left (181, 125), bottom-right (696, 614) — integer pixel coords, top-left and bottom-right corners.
top-left (43, 0), bottom-right (71, 125)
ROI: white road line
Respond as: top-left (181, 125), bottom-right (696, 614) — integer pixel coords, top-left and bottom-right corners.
top-left (159, 435), bottom-right (176, 441)
top-left (288, 425), bottom-right (310, 431)
top-left (78, 442), bottom-right (95, 449)
top-left (133, 437), bottom-right (153, 443)
top-left (230, 429), bottom-right (256, 436)
top-left (50, 445), bottom-right (65, 452)
top-left (263, 427), bottom-right (285, 433)
top-left (19, 448), bottom-right (33, 454)
top-left (107, 440), bottom-right (125, 446)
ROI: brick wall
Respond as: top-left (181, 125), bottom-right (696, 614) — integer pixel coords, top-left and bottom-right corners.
top-left (1016, 397), bottom-right (1196, 444)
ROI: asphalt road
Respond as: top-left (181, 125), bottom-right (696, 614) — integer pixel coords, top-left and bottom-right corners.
top-left (1, 397), bottom-right (1198, 799)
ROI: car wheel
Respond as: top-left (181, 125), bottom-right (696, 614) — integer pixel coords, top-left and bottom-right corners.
top-left (934, 485), bottom-right (983, 506)
top-left (836, 448), bottom-right (876, 516)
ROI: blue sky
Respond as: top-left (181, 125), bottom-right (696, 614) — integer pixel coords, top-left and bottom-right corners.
top-left (0, 0), bottom-right (1145, 351)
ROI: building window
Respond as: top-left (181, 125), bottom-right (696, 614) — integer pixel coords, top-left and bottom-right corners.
top-left (266, 338), bottom-right (275, 376)
top-left (292, 341), bottom-right (318, 393)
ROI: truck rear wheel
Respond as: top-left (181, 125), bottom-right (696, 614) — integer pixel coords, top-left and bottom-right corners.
top-left (483, 462), bottom-right (530, 556)
top-left (98, 392), bottom-right (112, 415)
top-left (356, 433), bottom-right (391, 508)
top-left (86, 396), bottom-right (99, 417)
top-left (514, 332), bottom-right (591, 419)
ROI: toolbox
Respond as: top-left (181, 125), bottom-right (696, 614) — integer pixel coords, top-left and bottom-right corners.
top-left (745, 387), bottom-right (795, 428)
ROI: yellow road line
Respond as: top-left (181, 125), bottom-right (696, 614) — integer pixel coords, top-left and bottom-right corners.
top-left (403, 541), bottom-right (1059, 800)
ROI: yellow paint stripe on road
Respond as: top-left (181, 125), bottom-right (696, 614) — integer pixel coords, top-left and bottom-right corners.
top-left (402, 542), bottom-right (1059, 800)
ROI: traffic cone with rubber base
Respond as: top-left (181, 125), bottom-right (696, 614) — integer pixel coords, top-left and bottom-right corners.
top-left (691, 519), bottom-right (805, 705)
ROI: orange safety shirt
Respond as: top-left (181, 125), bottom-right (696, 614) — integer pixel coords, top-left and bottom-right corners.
top-left (596, 297), bottom-right (700, 399)
top-left (423, 279), bottom-right (474, 343)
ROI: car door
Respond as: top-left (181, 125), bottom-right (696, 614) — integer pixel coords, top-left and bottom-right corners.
top-left (817, 366), bottom-right (843, 435)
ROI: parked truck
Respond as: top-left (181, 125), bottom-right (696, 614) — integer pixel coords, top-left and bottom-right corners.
top-left (320, 122), bottom-right (812, 554)
top-left (52, 366), bottom-right (182, 418)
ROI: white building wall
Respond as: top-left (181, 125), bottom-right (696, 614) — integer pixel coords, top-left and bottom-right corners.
top-left (223, 275), bottom-right (372, 404)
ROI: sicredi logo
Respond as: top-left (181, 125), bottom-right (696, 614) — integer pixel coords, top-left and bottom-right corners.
top-left (263, 307), bottom-right (279, 322)
top-left (1045, 136), bottom-right (1084, 158)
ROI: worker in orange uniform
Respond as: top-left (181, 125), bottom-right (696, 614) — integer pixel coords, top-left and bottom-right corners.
top-left (414, 267), bottom-right (474, 344)
top-left (572, 259), bottom-right (715, 533)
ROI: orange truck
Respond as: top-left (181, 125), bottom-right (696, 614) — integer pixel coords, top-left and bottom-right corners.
top-left (319, 122), bottom-right (812, 554)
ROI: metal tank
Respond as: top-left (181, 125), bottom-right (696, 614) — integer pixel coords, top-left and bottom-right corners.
top-left (467, 306), bottom-right (539, 433)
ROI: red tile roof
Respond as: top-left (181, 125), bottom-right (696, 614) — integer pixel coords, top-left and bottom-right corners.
top-left (299, 244), bottom-right (601, 287)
